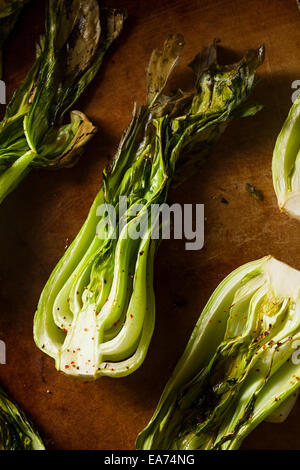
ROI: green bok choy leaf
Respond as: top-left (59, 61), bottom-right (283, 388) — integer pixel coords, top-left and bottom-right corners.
top-left (0, 0), bottom-right (126, 204)
top-left (136, 256), bottom-right (300, 450)
top-left (0, 384), bottom-right (44, 450)
top-left (34, 36), bottom-right (264, 380)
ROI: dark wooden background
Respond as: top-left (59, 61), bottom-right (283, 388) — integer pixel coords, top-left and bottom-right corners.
top-left (0, 0), bottom-right (300, 450)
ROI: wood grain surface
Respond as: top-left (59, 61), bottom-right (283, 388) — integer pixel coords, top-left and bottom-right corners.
top-left (0, 0), bottom-right (300, 450)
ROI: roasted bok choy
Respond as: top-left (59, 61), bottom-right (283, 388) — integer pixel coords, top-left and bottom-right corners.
top-left (0, 0), bottom-right (126, 205)
top-left (273, 93), bottom-right (300, 220)
top-left (34, 36), bottom-right (264, 379)
top-left (137, 256), bottom-right (300, 450)
top-left (0, 385), bottom-right (44, 450)
top-left (0, 0), bottom-right (29, 77)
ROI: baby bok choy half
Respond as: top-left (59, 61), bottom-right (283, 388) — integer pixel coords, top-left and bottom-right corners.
top-left (34, 36), bottom-right (264, 380)
top-left (0, 384), bottom-right (44, 450)
top-left (0, 0), bottom-right (126, 205)
top-left (137, 256), bottom-right (300, 450)
top-left (273, 93), bottom-right (300, 220)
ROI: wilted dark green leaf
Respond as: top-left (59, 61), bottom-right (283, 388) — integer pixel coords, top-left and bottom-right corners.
top-left (0, 385), bottom-right (44, 450)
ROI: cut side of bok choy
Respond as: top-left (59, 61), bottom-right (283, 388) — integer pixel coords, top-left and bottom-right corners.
top-left (273, 93), bottom-right (300, 220)
top-left (0, 0), bottom-right (126, 205)
top-left (34, 36), bottom-right (264, 380)
top-left (136, 256), bottom-right (300, 450)
top-left (0, 385), bottom-right (44, 450)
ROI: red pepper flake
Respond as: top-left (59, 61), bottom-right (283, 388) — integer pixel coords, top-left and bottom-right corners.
top-left (130, 314), bottom-right (133, 318)
top-left (65, 365), bottom-right (70, 369)
top-left (63, 328), bottom-right (68, 334)
top-left (131, 274), bottom-right (135, 279)
top-left (70, 361), bottom-right (75, 365)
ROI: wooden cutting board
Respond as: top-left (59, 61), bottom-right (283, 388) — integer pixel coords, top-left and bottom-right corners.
top-left (0, 0), bottom-right (300, 450)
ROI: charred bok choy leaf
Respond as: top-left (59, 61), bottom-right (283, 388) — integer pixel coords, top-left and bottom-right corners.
top-left (0, 0), bottom-right (29, 78)
top-left (272, 92), bottom-right (300, 220)
top-left (137, 256), bottom-right (300, 450)
top-left (0, 385), bottom-right (44, 450)
top-left (0, 0), bottom-right (126, 204)
top-left (34, 36), bottom-right (264, 379)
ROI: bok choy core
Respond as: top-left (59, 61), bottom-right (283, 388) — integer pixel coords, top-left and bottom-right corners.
top-left (273, 94), bottom-right (300, 220)
top-left (34, 36), bottom-right (264, 380)
top-left (136, 256), bottom-right (300, 450)
top-left (0, 0), bottom-right (126, 204)
top-left (0, 385), bottom-right (44, 450)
